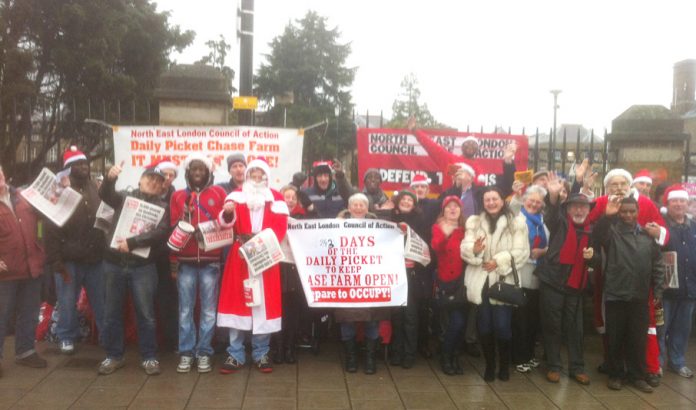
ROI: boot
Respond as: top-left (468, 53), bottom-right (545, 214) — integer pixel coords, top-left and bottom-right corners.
top-left (343, 339), bottom-right (358, 373)
top-left (452, 353), bottom-right (464, 375)
top-left (440, 352), bottom-right (455, 376)
top-left (480, 333), bottom-right (496, 382)
top-left (364, 338), bottom-right (378, 375)
top-left (271, 336), bottom-right (284, 364)
top-left (497, 339), bottom-right (511, 381)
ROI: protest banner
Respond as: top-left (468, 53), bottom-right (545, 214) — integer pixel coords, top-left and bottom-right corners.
top-left (357, 128), bottom-right (528, 195)
top-left (286, 218), bottom-right (408, 308)
top-left (238, 228), bottom-right (285, 277)
top-left (404, 226), bottom-right (431, 267)
top-left (196, 220), bottom-right (234, 251)
top-left (20, 168), bottom-right (82, 227)
top-left (110, 197), bottom-right (166, 258)
top-left (112, 126), bottom-right (304, 190)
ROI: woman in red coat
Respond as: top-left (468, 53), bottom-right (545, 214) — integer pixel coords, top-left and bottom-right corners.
top-left (431, 196), bottom-right (467, 375)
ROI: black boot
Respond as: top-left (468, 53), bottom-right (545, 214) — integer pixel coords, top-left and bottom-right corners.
top-left (343, 339), bottom-right (358, 373)
top-left (271, 336), bottom-right (284, 364)
top-left (364, 338), bottom-right (378, 375)
top-left (284, 344), bottom-right (296, 364)
top-left (452, 353), bottom-right (464, 375)
top-left (440, 352), bottom-right (455, 376)
top-left (480, 333), bottom-right (496, 382)
top-left (497, 339), bottom-right (510, 381)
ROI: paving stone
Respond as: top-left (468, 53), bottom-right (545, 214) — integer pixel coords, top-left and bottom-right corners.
top-left (399, 391), bottom-right (457, 409)
top-left (244, 380), bottom-right (297, 398)
top-left (445, 385), bottom-right (504, 405)
top-left (394, 375), bottom-right (448, 392)
top-left (186, 386), bottom-right (245, 408)
top-left (348, 381), bottom-right (401, 401)
top-left (242, 396), bottom-right (297, 409)
top-left (298, 390), bottom-right (351, 409)
top-left (0, 387), bottom-right (29, 409)
top-left (350, 399), bottom-right (406, 410)
top-left (497, 392), bottom-right (559, 409)
top-left (71, 386), bottom-right (139, 408)
top-left (129, 396), bottom-right (187, 409)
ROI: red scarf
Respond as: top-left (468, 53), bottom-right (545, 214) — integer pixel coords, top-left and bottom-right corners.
top-left (559, 215), bottom-right (590, 290)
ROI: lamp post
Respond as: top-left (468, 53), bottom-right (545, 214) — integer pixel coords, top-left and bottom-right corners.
top-left (550, 89), bottom-right (561, 170)
top-left (335, 105), bottom-right (340, 159)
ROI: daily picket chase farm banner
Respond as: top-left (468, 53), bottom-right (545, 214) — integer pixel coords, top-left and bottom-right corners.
top-left (286, 218), bottom-right (408, 308)
top-left (112, 126), bottom-right (304, 190)
top-left (357, 128), bottom-right (529, 195)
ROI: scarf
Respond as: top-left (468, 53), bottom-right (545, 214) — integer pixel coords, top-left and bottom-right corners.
top-left (559, 214), bottom-right (590, 290)
top-left (521, 207), bottom-right (547, 250)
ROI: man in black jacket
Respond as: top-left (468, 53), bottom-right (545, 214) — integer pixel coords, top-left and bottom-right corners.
top-left (97, 162), bottom-right (170, 376)
top-left (45, 147), bottom-right (106, 355)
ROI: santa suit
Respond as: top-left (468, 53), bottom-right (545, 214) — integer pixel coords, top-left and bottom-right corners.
top-left (217, 187), bottom-right (289, 334)
top-left (588, 191), bottom-right (668, 374)
top-left (413, 129), bottom-right (484, 190)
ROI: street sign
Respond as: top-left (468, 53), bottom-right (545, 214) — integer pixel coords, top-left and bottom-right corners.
top-left (233, 96), bottom-right (258, 110)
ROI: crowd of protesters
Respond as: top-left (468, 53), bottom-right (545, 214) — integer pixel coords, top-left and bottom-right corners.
top-left (0, 123), bottom-right (694, 395)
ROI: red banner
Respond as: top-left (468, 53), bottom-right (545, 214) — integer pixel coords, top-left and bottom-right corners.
top-left (357, 128), bottom-right (529, 195)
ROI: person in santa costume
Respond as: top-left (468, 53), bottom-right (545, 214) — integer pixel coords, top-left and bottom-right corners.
top-left (632, 169), bottom-right (653, 199)
top-left (217, 159), bottom-right (289, 374)
top-left (582, 168), bottom-right (668, 387)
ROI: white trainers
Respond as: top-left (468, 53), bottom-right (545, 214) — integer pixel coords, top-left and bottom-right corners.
top-left (197, 355), bottom-right (212, 373)
top-left (141, 359), bottom-right (161, 375)
top-left (60, 340), bottom-right (75, 355)
top-left (97, 357), bottom-right (125, 375)
top-left (177, 356), bottom-right (194, 373)
top-left (677, 366), bottom-right (694, 378)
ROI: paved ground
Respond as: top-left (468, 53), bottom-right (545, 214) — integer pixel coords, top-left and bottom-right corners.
top-left (1, 334), bottom-right (696, 409)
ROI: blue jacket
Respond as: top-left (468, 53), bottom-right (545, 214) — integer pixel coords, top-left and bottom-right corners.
top-left (663, 216), bottom-right (696, 299)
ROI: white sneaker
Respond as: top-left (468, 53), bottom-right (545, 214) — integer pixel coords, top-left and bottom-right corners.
top-left (60, 340), bottom-right (75, 355)
top-left (141, 359), bottom-right (161, 376)
top-left (528, 358), bottom-right (540, 368)
top-left (177, 356), bottom-right (193, 373)
top-left (677, 366), bottom-right (694, 378)
top-left (197, 355), bottom-right (212, 373)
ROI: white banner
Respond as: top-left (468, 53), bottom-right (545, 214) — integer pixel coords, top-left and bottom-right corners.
top-left (287, 218), bottom-right (408, 308)
top-left (20, 168), bottom-right (82, 227)
top-left (112, 126), bottom-right (304, 190)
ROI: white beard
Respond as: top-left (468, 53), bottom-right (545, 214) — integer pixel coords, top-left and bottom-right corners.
top-left (243, 181), bottom-right (268, 210)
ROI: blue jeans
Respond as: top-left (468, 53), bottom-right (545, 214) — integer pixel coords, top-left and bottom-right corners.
top-left (0, 276), bottom-right (42, 359)
top-left (659, 298), bottom-right (696, 370)
top-left (101, 261), bottom-right (158, 360)
top-left (226, 328), bottom-right (271, 363)
top-left (340, 321), bottom-right (380, 341)
top-left (54, 261), bottom-right (104, 344)
top-left (178, 262), bottom-right (221, 357)
top-left (477, 288), bottom-right (513, 340)
top-left (442, 305), bottom-right (468, 355)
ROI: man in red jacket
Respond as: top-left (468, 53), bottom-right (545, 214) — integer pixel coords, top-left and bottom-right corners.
top-left (0, 165), bottom-right (47, 378)
top-left (170, 154), bottom-right (227, 374)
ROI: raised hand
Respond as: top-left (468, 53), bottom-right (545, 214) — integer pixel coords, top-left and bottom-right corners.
top-left (547, 171), bottom-right (564, 196)
top-left (503, 141), bottom-right (517, 163)
top-left (473, 235), bottom-right (486, 254)
top-left (406, 116), bottom-right (417, 131)
top-left (107, 160), bottom-right (125, 181)
top-left (605, 194), bottom-right (622, 216)
top-left (512, 180), bottom-right (525, 198)
top-left (223, 201), bottom-right (236, 215)
top-left (644, 222), bottom-right (661, 239)
top-left (575, 158), bottom-right (589, 183)
top-left (331, 159), bottom-right (342, 173)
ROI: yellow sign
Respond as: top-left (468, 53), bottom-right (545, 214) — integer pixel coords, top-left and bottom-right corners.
top-left (233, 96), bottom-right (258, 110)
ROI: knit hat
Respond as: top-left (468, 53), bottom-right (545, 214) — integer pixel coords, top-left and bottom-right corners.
top-left (410, 174), bottom-right (431, 187)
top-left (312, 160), bottom-right (332, 177)
top-left (454, 162), bottom-right (476, 178)
top-left (363, 168), bottom-right (382, 183)
top-left (63, 146), bottom-right (87, 168)
top-left (663, 184), bottom-right (689, 204)
top-left (156, 161), bottom-right (178, 176)
top-left (603, 169), bottom-right (633, 187)
top-left (632, 169), bottom-right (652, 186)
top-left (565, 193), bottom-right (591, 206)
top-left (183, 153), bottom-right (213, 173)
top-left (226, 153), bottom-right (247, 169)
top-left (246, 158), bottom-right (271, 180)
top-left (393, 188), bottom-right (417, 204)
top-left (441, 195), bottom-right (463, 210)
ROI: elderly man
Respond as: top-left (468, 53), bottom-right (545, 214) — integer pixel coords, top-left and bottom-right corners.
top-left (217, 159), bottom-right (289, 374)
top-left (584, 168), bottom-right (667, 387)
top-left (659, 185), bottom-right (696, 379)
top-left (0, 165), bottom-right (47, 378)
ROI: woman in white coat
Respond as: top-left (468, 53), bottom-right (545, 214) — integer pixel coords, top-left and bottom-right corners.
top-left (461, 186), bottom-right (529, 382)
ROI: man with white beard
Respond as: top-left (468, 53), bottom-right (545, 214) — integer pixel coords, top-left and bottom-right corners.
top-left (217, 159), bottom-right (289, 374)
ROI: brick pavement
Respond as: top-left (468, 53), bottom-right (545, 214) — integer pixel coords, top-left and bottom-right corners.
top-left (1, 334), bottom-right (696, 409)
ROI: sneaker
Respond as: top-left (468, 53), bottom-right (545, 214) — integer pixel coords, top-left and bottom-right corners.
top-left (528, 358), bottom-right (540, 368)
top-left (197, 355), bottom-right (212, 373)
top-left (645, 373), bottom-right (661, 387)
top-left (516, 364), bottom-right (532, 373)
top-left (98, 357), bottom-right (125, 375)
top-left (607, 377), bottom-right (622, 390)
top-left (177, 355), bottom-right (194, 373)
top-left (677, 366), bottom-right (694, 378)
top-left (15, 352), bottom-right (47, 368)
top-left (219, 355), bottom-right (244, 374)
top-left (631, 379), bottom-right (654, 393)
top-left (141, 359), bottom-right (161, 376)
top-left (60, 340), bottom-right (75, 355)
top-left (255, 355), bottom-right (273, 373)
top-left (546, 370), bottom-right (561, 383)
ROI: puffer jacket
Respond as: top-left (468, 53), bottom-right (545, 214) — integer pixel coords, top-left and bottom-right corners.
top-left (460, 212), bottom-right (529, 305)
top-left (0, 186), bottom-right (45, 280)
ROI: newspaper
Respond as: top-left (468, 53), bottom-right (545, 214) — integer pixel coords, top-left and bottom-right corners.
top-left (279, 217), bottom-right (297, 264)
top-left (661, 251), bottom-right (679, 289)
top-left (196, 220), bottom-right (234, 251)
top-left (20, 168), bottom-right (82, 227)
top-left (110, 196), bottom-right (165, 258)
top-left (238, 228), bottom-right (285, 276)
top-left (404, 226), bottom-right (431, 266)
top-left (94, 201), bottom-right (115, 233)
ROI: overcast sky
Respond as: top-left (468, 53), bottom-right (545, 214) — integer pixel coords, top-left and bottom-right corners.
top-left (156, 0), bottom-right (696, 134)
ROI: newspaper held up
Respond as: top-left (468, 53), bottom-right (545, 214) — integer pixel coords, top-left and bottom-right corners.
top-left (404, 226), bottom-right (431, 267)
top-left (110, 196), bottom-right (165, 258)
top-left (661, 251), bottom-right (679, 289)
top-left (20, 168), bottom-right (82, 227)
top-left (238, 228), bottom-right (285, 277)
top-left (94, 201), bottom-right (115, 233)
top-left (196, 220), bottom-right (234, 251)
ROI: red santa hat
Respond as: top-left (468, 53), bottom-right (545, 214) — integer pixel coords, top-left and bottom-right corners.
top-left (63, 145), bottom-right (87, 168)
top-left (246, 158), bottom-right (271, 180)
top-left (182, 154), bottom-right (212, 173)
top-left (409, 174), bottom-right (431, 187)
top-left (454, 162), bottom-right (476, 178)
top-left (461, 136), bottom-right (478, 145)
top-left (603, 168), bottom-right (633, 187)
top-left (663, 184), bottom-right (689, 204)
top-left (157, 160), bottom-right (179, 176)
top-left (632, 169), bottom-right (652, 186)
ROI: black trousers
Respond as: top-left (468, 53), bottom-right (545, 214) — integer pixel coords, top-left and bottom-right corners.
top-left (392, 284), bottom-right (419, 359)
top-left (512, 288), bottom-right (540, 365)
top-left (605, 299), bottom-right (649, 381)
top-left (539, 283), bottom-right (585, 374)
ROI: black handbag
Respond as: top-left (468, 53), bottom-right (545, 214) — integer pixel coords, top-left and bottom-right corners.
top-left (436, 278), bottom-right (467, 308)
top-left (488, 255), bottom-right (527, 306)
